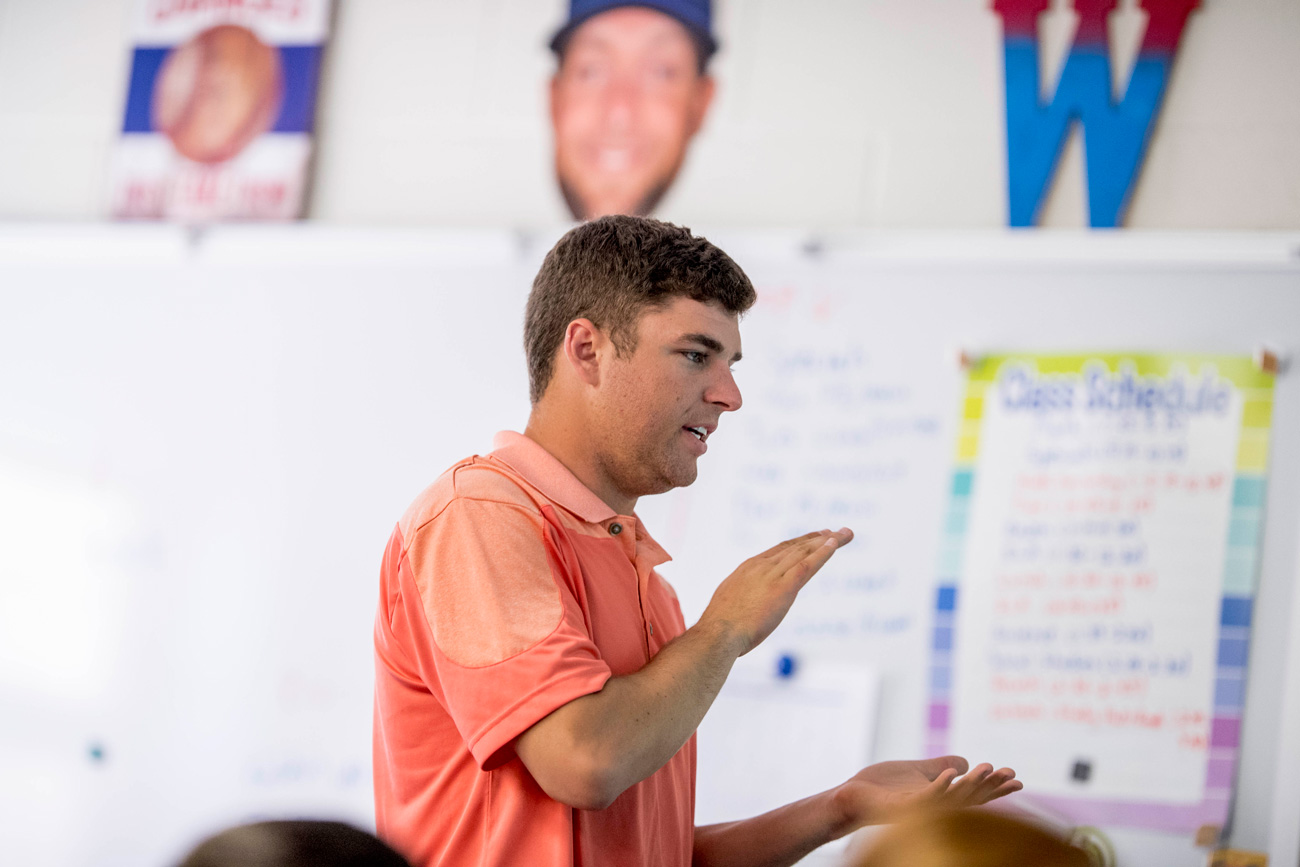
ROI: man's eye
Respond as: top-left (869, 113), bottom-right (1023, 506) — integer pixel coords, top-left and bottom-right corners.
top-left (647, 64), bottom-right (683, 83)
top-left (684, 351), bottom-right (707, 364)
top-left (572, 61), bottom-right (608, 84)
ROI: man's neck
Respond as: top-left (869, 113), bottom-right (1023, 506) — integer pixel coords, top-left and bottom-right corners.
top-left (524, 405), bottom-right (636, 516)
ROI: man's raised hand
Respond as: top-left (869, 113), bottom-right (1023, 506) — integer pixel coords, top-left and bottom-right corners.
top-left (698, 528), bottom-right (854, 656)
top-left (830, 756), bottom-right (1022, 832)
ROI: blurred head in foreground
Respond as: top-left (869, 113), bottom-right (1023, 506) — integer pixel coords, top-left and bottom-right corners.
top-left (177, 820), bottom-right (411, 867)
top-left (848, 809), bottom-right (1092, 867)
top-left (549, 1), bottom-right (717, 219)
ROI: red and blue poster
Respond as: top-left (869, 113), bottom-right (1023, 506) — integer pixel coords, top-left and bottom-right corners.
top-left (110, 0), bottom-right (331, 221)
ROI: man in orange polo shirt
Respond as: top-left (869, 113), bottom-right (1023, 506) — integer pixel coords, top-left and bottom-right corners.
top-left (373, 217), bottom-right (1021, 867)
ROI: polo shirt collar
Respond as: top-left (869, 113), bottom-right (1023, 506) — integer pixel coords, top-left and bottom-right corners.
top-left (491, 431), bottom-right (617, 524)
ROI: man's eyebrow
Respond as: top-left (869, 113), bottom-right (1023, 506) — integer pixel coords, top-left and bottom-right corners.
top-left (680, 333), bottom-right (742, 363)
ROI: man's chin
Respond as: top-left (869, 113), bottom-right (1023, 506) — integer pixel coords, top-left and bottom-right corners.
top-left (637, 463), bottom-right (698, 498)
top-left (556, 173), bottom-right (674, 220)
top-left (664, 460), bottom-right (699, 491)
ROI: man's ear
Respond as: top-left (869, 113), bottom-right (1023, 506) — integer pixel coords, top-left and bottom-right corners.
top-left (686, 75), bottom-right (716, 137)
top-left (563, 318), bottom-right (607, 387)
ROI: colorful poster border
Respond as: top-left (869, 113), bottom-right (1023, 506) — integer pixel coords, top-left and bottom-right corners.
top-left (926, 353), bottom-right (1274, 833)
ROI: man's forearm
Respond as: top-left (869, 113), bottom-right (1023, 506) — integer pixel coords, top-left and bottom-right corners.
top-left (516, 529), bottom-right (852, 809)
top-left (692, 789), bottom-right (850, 867)
top-left (516, 616), bottom-right (747, 809)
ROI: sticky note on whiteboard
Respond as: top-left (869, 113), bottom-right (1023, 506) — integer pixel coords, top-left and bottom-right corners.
top-left (694, 655), bottom-right (879, 826)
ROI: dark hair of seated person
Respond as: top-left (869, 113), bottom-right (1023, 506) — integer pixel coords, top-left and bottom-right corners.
top-left (177, 820), bottom-right (412, 867)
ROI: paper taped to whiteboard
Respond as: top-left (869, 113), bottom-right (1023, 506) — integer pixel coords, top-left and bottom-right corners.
top-left (694, 654), bottom-right (879, 826)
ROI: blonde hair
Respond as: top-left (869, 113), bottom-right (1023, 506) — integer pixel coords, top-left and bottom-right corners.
top-left (850, 809), bottom-right (1091, 867)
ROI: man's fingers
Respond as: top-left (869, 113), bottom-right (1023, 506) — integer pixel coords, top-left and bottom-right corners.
top-left (764, 527), bottom-right (853, 563)
top-left (986, 778), bottom-right (1024, 802)
top-left (921, 767), bottom-right (959, 802)
top-left (981, 767), bottom-right (1015, 790)
top-left (969, 767), bottom-right (1015, 796)
top-left (919, 755), bottom-right (970, 781)
top-left (946, 763), bottom-right (992, 802)
top-left (947, 765), bottom-right (1020, 807)
top-left (780, 531), bottom-right (852, 585)
top-left (788, 542), bottom-right (838, 586)
top-left (829, 527), bottom-right (854, 547)
top-left (760, 531), bottom-right (827, 560)
top-left (768, 533), bottom-right (834, 574)
top-left (773, 528), bottom-right (853, 573)
top-left (976, 769), bottom-right (1020, 802)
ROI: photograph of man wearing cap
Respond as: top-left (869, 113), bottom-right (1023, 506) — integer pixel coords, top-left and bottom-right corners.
top-left (549, 0), bottom-right (717, 220)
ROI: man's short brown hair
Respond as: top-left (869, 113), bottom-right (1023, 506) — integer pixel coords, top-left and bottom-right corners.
top-left (525, 215), bottom-right (756, 404)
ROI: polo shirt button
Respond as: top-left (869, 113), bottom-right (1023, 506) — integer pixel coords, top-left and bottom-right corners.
top-left (609, 523), bottom-right (623, 535)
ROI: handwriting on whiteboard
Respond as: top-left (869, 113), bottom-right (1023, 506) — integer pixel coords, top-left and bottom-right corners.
top-left (724, 337), bottom-right (941, 644)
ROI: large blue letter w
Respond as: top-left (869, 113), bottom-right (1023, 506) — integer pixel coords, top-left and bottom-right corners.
top-left (994, 0), bottom-right (1199, 227)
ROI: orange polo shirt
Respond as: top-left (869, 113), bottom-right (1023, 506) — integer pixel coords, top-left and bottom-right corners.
top-left (373, 431), bottom-right (695, 867)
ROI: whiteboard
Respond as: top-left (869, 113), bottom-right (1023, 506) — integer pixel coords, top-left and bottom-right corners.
top-left (0, 226), bottom-right (1297, 867)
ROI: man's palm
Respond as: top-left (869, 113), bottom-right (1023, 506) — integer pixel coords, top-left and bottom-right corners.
top-left (838, 756), bottom-right (1021, 828)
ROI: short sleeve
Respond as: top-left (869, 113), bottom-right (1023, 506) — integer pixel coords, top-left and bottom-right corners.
top-left (404, 496), bottom-right (611, 769)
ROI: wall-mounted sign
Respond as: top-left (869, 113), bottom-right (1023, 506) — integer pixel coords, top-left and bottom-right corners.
top-left (994, 0), bottom-right (1199, 227)
top-left (929, 353), bottom-right (1276, 832)
top-left (110, 0), bottom-right (331, 221)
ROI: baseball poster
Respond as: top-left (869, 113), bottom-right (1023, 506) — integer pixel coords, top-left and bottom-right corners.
top-left (110, 0), bottom-right (331, 221)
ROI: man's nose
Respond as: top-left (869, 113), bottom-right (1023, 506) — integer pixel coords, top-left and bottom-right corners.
top-left (602, 74), bottom-right (638, 130)
top-left (708, 367), bottom-right (742, 412)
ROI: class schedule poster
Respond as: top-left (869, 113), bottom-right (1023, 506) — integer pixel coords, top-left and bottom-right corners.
top-left (110, 0), bottom-right (331, 221)
top-left (927, 354), bottom-right (1275, 832)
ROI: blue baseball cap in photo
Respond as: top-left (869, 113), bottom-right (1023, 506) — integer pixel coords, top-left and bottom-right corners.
top-left (549, 0), bottom-right (718, 62)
